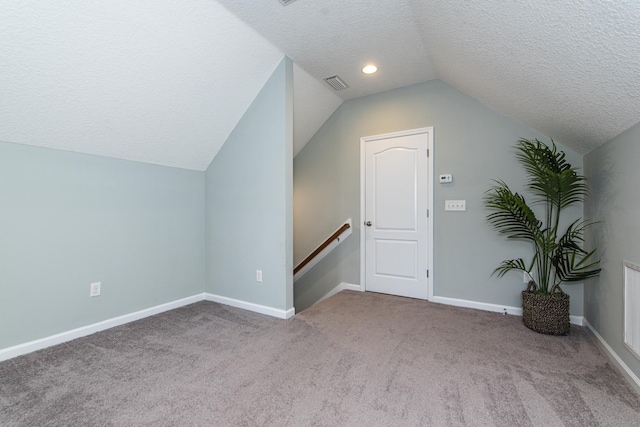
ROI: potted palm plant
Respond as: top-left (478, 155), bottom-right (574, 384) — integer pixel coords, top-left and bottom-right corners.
top-left (484, 138), bottom-right (600, 335)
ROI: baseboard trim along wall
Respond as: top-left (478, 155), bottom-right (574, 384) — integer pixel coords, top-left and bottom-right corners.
top-left (315, 282), bottom-right (363, 306)
top-left (315, 287), bottom-right (584, 326)
top-left (2, 287), bottom-right (603, 365)
top-left (1, 293), bottom-right (295, 362)
top-left (204, 293), bottom-right (295, 320)
top-left (584, 319), bottom-right (640, 394)
top-left (0, 293), bottom-right (205, 362)
top-left (430, 295), bottom-right (585, 326)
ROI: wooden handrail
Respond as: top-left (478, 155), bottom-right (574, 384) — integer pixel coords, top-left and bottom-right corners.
top-left (294, 223), bottom-right (351, 275)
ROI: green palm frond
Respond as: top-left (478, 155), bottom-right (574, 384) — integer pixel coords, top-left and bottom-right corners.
top-left (556, 219), bottom-right (589, 254)
top-left (552, 220), bottom-right (601, 283)
top-left (484, 180), bottom-right (542, 242)
top-left (515, 138), bottom-right (588, 209)
top-left (485, 138), bottom-right (601, 294)
top-left (493, 258), bottom-right (533, 278)
top-left (553, 248), bottom-right (601, 283)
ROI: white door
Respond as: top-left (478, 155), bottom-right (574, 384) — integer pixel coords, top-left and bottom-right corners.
top-left (362, 130), bottom-right (431, 299)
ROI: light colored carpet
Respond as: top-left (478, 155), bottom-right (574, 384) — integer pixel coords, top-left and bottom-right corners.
top-left (1, 290), bottom-right (639, 426)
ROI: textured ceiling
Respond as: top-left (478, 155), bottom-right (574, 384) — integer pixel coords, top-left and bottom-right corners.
top-left (0, 0), bottom-right (288, 170)
top-left (413, 0), bottom-right (640, 154)
top-left (216, 0), bottom-right (438, 101)
top-left (2, 1), bottom-right (640, 170)
top-left (220, 0), bottom-right (640, 155)
top-left (0, 0), bottom-right (340, 170)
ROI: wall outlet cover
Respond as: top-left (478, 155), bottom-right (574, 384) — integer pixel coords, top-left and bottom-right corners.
top-left (90, 282), bottom-right (101, 297)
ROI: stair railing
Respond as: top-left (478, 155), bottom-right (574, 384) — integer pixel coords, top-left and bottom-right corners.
top-left (294, 219), bottom-right (352, 281)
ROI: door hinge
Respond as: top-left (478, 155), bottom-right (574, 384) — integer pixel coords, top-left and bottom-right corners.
top-left (427, 209), bottom-right (429, 218)
top-left (427, 149), bottom-right (430, 157)
top-left (427, 269), bottom-right (429, 278)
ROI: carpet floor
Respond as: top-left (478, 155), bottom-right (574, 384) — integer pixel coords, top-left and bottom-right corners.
top-left (1, 290), bottom-right (639, 426)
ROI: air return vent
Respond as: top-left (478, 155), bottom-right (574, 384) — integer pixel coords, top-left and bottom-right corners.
top-left (278, 0), bottom-right (298, 6)
top-left (324, 75), bottom-right (350, 91)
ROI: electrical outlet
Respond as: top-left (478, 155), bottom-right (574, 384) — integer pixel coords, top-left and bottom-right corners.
top-left (445, 200), bottom-right (466, 211)
top-left (90, 282), bottom-right (101, 297)
top-left (256, 270), bottom-right (263, 282)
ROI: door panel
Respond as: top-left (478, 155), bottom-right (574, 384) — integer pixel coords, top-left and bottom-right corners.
top-left (364, 132), bottom-right (429, 299)
top-left (374, 239), bottom-right (417, 279)
top-left (374, 148), bottom-right (417, 230)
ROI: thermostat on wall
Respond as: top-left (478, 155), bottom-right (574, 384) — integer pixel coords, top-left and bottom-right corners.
top-left (439, 174), bottom-right (453, 183)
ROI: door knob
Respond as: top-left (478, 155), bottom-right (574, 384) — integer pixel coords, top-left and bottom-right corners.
top-left (365, 221), bottom-right (372, 226)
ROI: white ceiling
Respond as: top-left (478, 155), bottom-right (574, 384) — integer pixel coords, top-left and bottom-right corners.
top-left (2, 1), bottom-right (640, 170)
top-left (413, 0), bottom-right (640, 154)
top-left (0, 0), bottom-right (340, 170)
top-left (216, 0), bottom-right (439, 100)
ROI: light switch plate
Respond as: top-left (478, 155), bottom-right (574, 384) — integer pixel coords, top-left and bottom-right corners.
top-left (445, 200), bottom-right (466, 211)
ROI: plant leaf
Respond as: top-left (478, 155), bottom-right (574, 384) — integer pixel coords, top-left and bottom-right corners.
top-left (484, 180), bottom-right (543, 242)
top-left (515, 138), bottom-right (588, 210)
top-left (553, 241), bottom-right (601, 283)
top-left (493, 258), bottom-right (530, 279)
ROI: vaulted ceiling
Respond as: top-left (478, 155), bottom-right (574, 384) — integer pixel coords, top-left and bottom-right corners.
top-left (2, 1), bottom-right (639, 170)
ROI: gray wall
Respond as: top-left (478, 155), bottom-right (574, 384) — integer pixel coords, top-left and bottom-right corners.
top-left (294, 80), bottom-right (584, 313)
top-left (0, 141), bottom-right (205, 349)
top-left (205, 57), bottom-right (293, 311)
top-left (584, 122), bottom-right (640, 381)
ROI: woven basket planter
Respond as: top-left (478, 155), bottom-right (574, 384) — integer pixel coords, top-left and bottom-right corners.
top-left (521, 284), bottom-right (570, 335)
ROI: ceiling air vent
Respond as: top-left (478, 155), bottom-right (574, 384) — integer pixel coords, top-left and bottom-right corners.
top-left (278, 0), bottom-right (298, 6)
top-left (324, 75), bottom-right (350, 91)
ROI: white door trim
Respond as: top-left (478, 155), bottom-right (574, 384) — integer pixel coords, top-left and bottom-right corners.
top-left (360, 127), bottom-right (434, 300)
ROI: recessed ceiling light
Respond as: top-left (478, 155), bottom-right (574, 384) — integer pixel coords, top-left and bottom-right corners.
top-left (362, 65), bottom-right (378, 75)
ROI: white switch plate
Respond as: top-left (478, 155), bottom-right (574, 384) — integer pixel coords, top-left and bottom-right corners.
top-left (256, 270), bottom-right (263, 282)
top-left (445, 200), bottom-right (466, 211)
top-left (439, 174), bottom-right (453, 183)
top-left (90, 282), bottom-right (101, 297)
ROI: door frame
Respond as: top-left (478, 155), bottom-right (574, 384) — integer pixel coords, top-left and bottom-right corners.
top-left (359, 127), bottom-right (434, 300)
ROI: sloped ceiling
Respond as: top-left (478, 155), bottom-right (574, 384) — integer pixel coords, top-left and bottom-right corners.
top-left (0, 0), bottom-right (340, 170)
top-left (0, 1), bottom-right (286, 170)
top-left (220, 0), bottom-right (640, 155)
top-left (413, 0), bottom-right (640, 154)
top-left (216, 0), bottom-right (439, 101)
top-left (2, 1), bottom-right (640, 170)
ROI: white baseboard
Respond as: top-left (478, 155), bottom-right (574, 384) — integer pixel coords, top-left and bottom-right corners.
top-left (1, 292), bottom-right (296, 362)
top-left (430, 295), bottom-right (584, 326)
top-left (584, 319), bottom-right (640, 394)
top-left (316, 282), bottom-right (362, 305)
top-left (204, 293), bottom-right (294, 319)
top-left (0, 293), bottom-right (204, 362)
